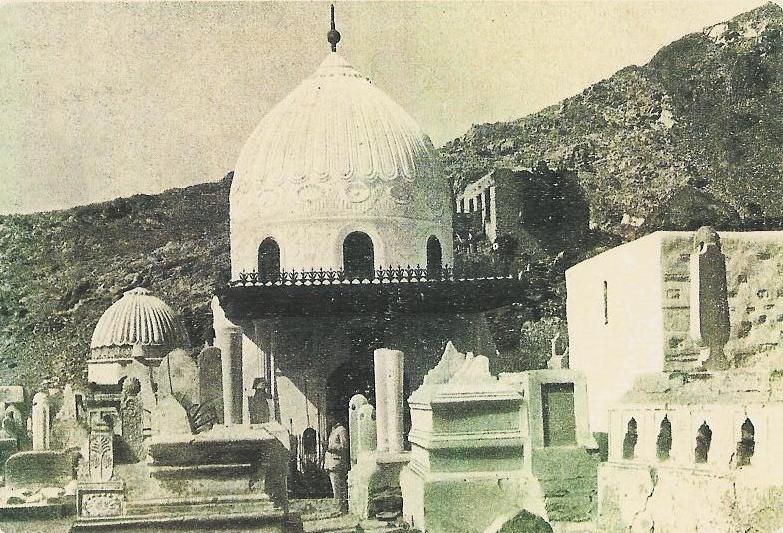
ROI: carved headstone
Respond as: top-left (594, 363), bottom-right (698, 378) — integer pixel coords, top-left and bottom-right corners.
top-left (689, 227), bottom-right (730, 369)
top-left (349, 394), bottom-right (368, 464)
top-left (52, 384), bottom-right (89, 450)
top-left (88, 418), bottom-right (114, 482)
top-left (120, 377), bottom-right (146, 462)
top-left (198, 346), bottom-right (223, 402)
top-left (31, 391), bottom-right (51, 451)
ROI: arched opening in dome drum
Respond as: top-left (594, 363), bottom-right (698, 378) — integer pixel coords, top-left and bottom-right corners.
top-left (257, 238), bottom-right (280, 282)
top-left (343, 232), bottom-right (374, 280)
top-left (656, 415), bottom-right (672, 461)
top-left (694, 421), bottom-right (712, 464)
top-left (426, 236), bottom-right (443, 278)
top-left (622, 418), bottom-right (638, 460)
top-left (734, 418), bottom-right (755, 467)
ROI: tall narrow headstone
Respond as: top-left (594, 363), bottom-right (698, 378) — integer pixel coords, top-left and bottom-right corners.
top-left (120, 377), bottom-right (145, 461)
top-left (31, 391), bottom-right (50, 451)
top-left (373, 349), bottom-right (404, 453)
top-left (690, 226), bottom-right (730, 369)
top-left (349, 394), bottom-right (368, 464)
top-left (198, 346), bottom-right (224, 423)
top-left (88, 417), bottom-right (114, 482)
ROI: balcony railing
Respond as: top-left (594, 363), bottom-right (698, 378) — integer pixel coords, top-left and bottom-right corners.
top-left (229, 264), bottom-right (515, 287)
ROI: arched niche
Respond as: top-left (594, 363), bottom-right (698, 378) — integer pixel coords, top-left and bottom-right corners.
top-left (258, 237), bottom-right (281, 282)
top-left (694, 421), bottom-right (712, 464)
top-left (343, 231), bottom-right (375, 280)
top-left (735, 418), bottom-right (755, 467)
top-left (622, 417), bottom-right (638, 460)
top-left (656, 415), bottom-right (672, 461)
top-left (426, 235), bottom-right (443, 277)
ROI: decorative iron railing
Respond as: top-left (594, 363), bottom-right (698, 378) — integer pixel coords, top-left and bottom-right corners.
top-left (228, 264), bottom-right (515, 287)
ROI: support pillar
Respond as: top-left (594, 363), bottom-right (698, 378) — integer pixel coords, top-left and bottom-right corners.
top-left (216, 325), bottom-right (244, 425)
top-left (374, 348), bottom-right (404, 453)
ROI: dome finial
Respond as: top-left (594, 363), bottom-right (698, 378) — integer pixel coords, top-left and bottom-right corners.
top-left (327, 4), bottom-right (341, 52)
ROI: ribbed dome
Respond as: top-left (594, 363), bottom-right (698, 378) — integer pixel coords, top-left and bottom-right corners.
top-left (230, 52), bottom-right (450, 222)
top-left (90, 288), bottom-right (189, 356)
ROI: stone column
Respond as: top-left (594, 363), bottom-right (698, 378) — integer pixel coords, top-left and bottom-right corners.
top-left (212, 297), bottom-right (244, 426)
top-left (216, 325), bottom-right (244, 425)
top-left (31, 391), bottom-right (50, 451)
top-left (374, 349), bottom-right (404, 453)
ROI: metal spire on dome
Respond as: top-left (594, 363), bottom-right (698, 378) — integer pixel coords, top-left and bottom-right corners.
top-left (327, 4), bottom-right (341, 52)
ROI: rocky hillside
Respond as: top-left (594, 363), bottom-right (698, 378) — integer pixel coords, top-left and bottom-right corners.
top-left (0, 176), bottom-right (231, 388)
top-left (443, 2), bottom-right (783, 236)
top-left (4, 4), bottom-right (783, 390)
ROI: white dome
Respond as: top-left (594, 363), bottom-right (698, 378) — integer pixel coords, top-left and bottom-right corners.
top-left (90, 288), bottom-right (189, 360)
top-left (230, 53), bottom-right (453, 276)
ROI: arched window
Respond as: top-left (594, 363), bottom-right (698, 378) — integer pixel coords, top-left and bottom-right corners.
top-left (343, 232), bottom-right (374, 280)
top-left (426, 236), bottom-right (443, 278)
top-left (622, 418), bottom-right (638, 460)
top-left (656, 415), bottom-right (672, 461)
top-left (694, 421), bottom-right (712, 464)
top-left (735, 418), bottom-right (755, 467)
top-left (258, 238), bottom-right (280, 282)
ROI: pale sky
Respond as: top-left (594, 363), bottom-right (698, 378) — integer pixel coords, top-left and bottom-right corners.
top-left (0, 0), bottom-right (768, 214)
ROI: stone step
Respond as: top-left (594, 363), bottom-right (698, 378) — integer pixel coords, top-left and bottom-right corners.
top-left (71, 509), bottom-right (289, 531)
top-left (303, 515), bottom-right (405, 533)
top-left (125, 494), bottom-right (275, 516)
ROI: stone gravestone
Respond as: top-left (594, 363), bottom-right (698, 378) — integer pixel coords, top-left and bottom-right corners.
top-left (88, 417), bottom-right (114, 482)
top-left (31, 391), bottom-right (51, 451)
top-left (197, 347), bottom-right (223, 423)
top-left (119, 377), bottom-right (146, 462)
top-left (1, 407), bottom-right (22, 448)
top-left (52, 384), bottom-right (89, 450)
top-left (0, 408), bottom-right (18, 475)
top-left (75, 416), bottom-right (125, 519)
top-left (4, 450), bottom-right (76, 489)
top-left (125, 354), bottom-right (158, 415)
top-left (151, 394), bottom-right (192, 436)
top-left (157, 349), bottom-right (199, 406)
top-left (349, 394), bottom-right (368, 465)
top-left (356, 403), bottom-right (377, 458)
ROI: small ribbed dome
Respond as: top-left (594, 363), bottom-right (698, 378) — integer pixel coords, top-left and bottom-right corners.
top-left (90, 288), bottom-right (189, 359)
top-left (231, 52), bottom-right (450, 222)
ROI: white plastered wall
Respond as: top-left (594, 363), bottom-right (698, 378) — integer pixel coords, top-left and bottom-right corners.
top-left (566, 233), bottom-right (666, 433)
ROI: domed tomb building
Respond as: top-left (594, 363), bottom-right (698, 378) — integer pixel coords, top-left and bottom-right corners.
top-left (230, 52), bottom-right (453, 278)
top-left (213, 20), bottom-right (524, 456)
top-left (88, 287), bottom-right (190, 386)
